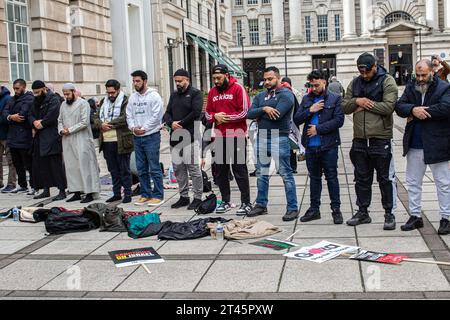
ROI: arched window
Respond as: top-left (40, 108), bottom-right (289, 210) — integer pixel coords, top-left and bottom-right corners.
top-left (384, 11), bottom-right (415, 25)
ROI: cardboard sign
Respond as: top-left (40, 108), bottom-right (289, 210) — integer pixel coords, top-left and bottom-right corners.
top-left (250, 238), bottom-right (299, 251)
top-left (284, 241), bottom-right (360, 263)
top-left (350, 250), bottom-right (408, 265)
top-left (109, 247), bottom-right (164, 268)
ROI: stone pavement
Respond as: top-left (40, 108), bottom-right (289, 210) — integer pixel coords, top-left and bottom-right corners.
top-left (0, 117), bottom-right (449, 300)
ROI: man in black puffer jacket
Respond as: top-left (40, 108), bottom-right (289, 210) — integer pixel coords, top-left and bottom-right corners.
top-left (395, 59), bottom-right (450, 235)
top-left (2, 79), bottom-right (35, 194)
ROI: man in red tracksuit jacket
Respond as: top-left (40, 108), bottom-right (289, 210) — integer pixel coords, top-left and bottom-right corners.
top-left (205, 64), bottom-right (252, 215)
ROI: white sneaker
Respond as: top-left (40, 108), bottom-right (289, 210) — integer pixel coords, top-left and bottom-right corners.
top-left (26, 188), bottom-right (36, 196)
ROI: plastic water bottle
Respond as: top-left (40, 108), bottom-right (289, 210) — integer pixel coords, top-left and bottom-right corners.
top-left (216, 222), bottom-right (224, 241)
top-left (12, 208), bottom-right (19, 221)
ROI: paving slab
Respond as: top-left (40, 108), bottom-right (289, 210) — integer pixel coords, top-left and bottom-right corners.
top-left (41, 260), bottom-right (139, 292)
top-left (293, 224), bottom-right (356, 239)
top-left (31, 240), bottom-right (107, 255)
top-left (279, 260), bottom-right (363, 292)
top-left (0, 226), bottom-right (48, 240)
top-left (158, 239), bottom-right (227, 255)
top-left (360, 259), bottom-right (450, 292)
top-left (0, 260), bottom-right (78, 290)
top-left (357, 237), bottom-right (430, 254)
top-left (56, 231), bottom-right (119, 241)
top-left (0, 240), bottom-right (36, 254)
top-left (90, 240), bottom-right (165, 256)
top-left (116, 260), bottom-right (212, 292)
top-left (355, 223), bottom-right (421, 237)
top-left (195, 260), bottom-right (284, 292)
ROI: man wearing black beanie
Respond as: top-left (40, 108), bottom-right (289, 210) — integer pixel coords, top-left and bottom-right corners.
top-left (30, 80), bottom-right (67, 200)
top-left (163, 69), bottom-right (204, 210)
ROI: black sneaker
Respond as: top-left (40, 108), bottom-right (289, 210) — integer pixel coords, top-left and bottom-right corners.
top-left (283, 210), bottom-right (299, 222)
top-left (438, 218), bottom-right (450, 235)
top-left (347, 210), bottom-right (372, 226)
top-left (80, 193), bottom-right (94, 204)
top-left (300, 208), bottom-right (321, 222)
top-left (247, 205), bottom-right (268, 217)
top-left (53, 191), bottom-right (67, 201)
top-left (122, 196), bottom-right (132, 204)
top-left (66, 192), bottom-right (82, 202)
top-left (33, 190), bottom-right (50, 200)
top-left (332, 208), bottom-right (344, 225)
top-left (401, 216), bottom-right (424, 231)
top-left (249, 170), bottom-right (256, 177)
top-left (384, 213), bottom-right (396, 230)
top-left (106, 195), bottom-right (122, 203)
top-left (188, 198), bottom-right (202, 211)
top-left (236, 203), bottom-right (253, 216)
top-left (171, 197), bottom-right (190, 209)
top-left (216, 202), bottom-right (231, 213)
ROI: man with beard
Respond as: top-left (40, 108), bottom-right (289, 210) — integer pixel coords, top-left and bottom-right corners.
top-left (163, 69), bottom-right (203, 210)
top-left (342, 52), bottom-right (398, 231)
top-left (29, 81), bottom-right (67, 200)
top-left (247, 66), bottom-right (298, 221)
top-left (2, 79), bottom-right (35, 195)
top-left (94, 79), bottom-right (133, 204)
top-left (431, 54), bottom-right (450, 82)
top-left (395, 59), bottom-right (450, 235)
top-left (126, 70), bottom-right (164, 207)
top-left (294, 70), bottom-right (345, 224)
top-left (205, 64), bottom-right (251, 215)
top-left (58, 83), bottom-right (100, 203)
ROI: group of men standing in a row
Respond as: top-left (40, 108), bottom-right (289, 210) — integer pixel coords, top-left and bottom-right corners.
top-left (0, 51), bottom-right (449, 235)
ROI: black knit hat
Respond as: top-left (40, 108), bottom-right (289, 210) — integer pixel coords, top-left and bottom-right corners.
top-left (31, 80), bottom-right (46, 90)
top-left (357, 52), bottom-right (376, 71)
top-left (174, 69), bottom-right (190, 78)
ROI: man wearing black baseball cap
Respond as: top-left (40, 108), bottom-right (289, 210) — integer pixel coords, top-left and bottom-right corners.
top-left (342, 52), bottom-right (399, 231)
top-left (205, 64), bottom-right (252, 215)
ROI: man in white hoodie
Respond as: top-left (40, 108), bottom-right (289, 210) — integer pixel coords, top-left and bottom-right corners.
top-left (126, 70), bottom-right (165, 206)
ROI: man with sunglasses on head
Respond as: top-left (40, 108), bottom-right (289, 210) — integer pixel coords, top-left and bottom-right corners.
top-left (342, 52), bottom-right (399, 231)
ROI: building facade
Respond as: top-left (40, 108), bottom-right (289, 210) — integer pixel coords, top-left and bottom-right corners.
top-left (0, 0), bottom-right (236, 101)
top-left (230, 0), bottom-right (450, 90)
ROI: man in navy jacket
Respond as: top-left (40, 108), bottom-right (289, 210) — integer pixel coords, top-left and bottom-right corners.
top-left (294, 70), bottom-right (345, 224)
top-left (2, 79), bottom-right (34, 194)
top-left (247, 66), bottom-right (299, 221)
top-left (395, 59), bottom-right (450, 235)
top-left (0, 85), bottom-right (16, 192)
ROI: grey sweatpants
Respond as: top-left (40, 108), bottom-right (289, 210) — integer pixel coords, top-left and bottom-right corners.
top-left (171, 141), bottom-right (203, 200)
top-left (406, 148), bottom-right (450, 220)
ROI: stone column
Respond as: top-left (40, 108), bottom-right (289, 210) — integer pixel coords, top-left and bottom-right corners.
top-left (342, 0), bottom-right (356, 39)
top-left (360, 0), bottom-right (371, 37)
top-left (289, 0), bottom-right (302, 42)
top-left (444, 0), bottom-right (450, 32)
top-left (271, 0), bottom-right (284, 43)
top-left (426, 0), bottom-right (439, 30)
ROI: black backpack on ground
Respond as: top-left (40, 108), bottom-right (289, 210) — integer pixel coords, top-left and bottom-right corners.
top-left (195, 193), bottom-right (217, 215)
top-left (202, 170), bottom-right (212, 193)
top-left (45, 207), bottom-right (102, 235)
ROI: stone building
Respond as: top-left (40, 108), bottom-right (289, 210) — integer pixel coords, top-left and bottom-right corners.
top-left (0, 0), bottom-right (238, 101)
top-left (230, 0), bottom-right (450, 90)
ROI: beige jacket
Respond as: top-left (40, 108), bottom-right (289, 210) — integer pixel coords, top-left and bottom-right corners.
top-left (208, 218), bottom-right (282, 240)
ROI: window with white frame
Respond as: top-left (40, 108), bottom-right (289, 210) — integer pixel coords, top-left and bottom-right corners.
top-left (335, 14), bottom-right (341, 40)
top-left (265, 18), bottom-right (272, 44)
top-left (305, 16), bottom-right (311, 43)
top-left (6, 0), bottom-right (30, 81)
top-left (208, 9), bottom-right (211, 29)
top-left (198, 3), bottom-right (202, 24)
top-left (263, 0), bottom-right (271, 4)
top-left (236, 20), bottom-right (243, 46)
top-left (235, 0), bottom-right (243, 6)
top-left (317, 15), bottom-right (328, 42)
top-left (248, 0), bottom-right (258, 5)
top-left (248, 19), bottom-right (259, 45)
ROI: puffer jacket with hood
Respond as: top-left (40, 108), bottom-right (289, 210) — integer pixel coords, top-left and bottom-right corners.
top-left (3, 91), bottom-right (34, 149)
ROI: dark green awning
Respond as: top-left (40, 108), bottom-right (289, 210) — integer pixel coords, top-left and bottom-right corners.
top-left (187, 32), bottom-right (246, 77)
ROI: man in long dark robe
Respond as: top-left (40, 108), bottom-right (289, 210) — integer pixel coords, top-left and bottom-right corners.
top-left (29, 80), bottom-right (67, 200)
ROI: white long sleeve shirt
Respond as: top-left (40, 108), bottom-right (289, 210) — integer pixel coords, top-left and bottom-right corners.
top-left (126, 88), bottom-right (164, 137)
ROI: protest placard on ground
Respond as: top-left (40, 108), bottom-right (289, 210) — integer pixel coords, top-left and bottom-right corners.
top-left (109, 247), bottom-right (164, 268)
top-left (349, 250), bottom-right (408, 265)
top-left (284, 241), bottom-right (360, 263)
top-left (250, 238), bottom-right (299, 251)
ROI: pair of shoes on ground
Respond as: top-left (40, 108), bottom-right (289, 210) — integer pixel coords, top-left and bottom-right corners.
top-left (134, 197), bottom-right (165, 207)
top-left (400, 215), bottom-right (450, 235)
top-left (216, 202), bottom-right (253, 216)
top-left (66, 192), bottom-right (95, 204)
top-left (346, 210), bottom-right (396, 230)
top-left (171, 197), bottom-right (203, 211)
top-left (246, 205), bottom-right (299, 222)
top-left (106, 195), bottom-right (132, 204)
top-left (299, 208), bottom-right (344, 225)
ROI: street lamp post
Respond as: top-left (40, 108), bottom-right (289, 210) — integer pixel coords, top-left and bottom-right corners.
top-left (241, 36), bottom-right (246, 81)
top-left (283, 1), bottom-right (288, 77)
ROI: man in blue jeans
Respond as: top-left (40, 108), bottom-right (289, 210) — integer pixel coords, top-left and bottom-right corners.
top-left (247, 66), bottom-right (299, 221)
top-left (126, 70), bottom-right (165, 206)
top-left (294, 70), bottom-right (345, 224)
